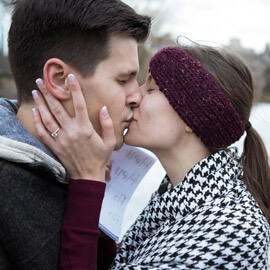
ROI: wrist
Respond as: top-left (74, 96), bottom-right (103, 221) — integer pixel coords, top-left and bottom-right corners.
top-left (71, 171), bottom-right (106, 183)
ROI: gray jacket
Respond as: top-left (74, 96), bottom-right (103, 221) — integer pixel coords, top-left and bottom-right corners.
top-left (0, 98), bottom-right (69, 269)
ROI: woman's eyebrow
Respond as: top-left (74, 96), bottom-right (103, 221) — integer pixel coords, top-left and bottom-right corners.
top-left (147, 74), bottom-right (153, 82)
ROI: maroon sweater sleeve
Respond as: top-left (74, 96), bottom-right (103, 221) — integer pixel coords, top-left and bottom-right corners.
top-left (59, 179), bottom-right (116, 270)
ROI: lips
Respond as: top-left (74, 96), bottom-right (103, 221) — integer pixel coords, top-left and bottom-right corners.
top-left (125, 115), bottom-right (134, 122)
top-left (126, 119), bottom-right (136, 129)
top-left (124, 122), bottom-right (131, 129)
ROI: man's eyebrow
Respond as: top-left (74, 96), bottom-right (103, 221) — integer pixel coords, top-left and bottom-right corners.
top-left (117, 70), bottom-right (138, 77)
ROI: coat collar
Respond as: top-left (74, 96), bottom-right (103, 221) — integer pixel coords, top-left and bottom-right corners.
top-left (113, 149), bottom-right (269, 269)
top-left (118, 149), bottom-right (246, 253)
top-left (0, 98), bottom-right (68, 184)
top-left (154, 149), bottom-right (244, 221)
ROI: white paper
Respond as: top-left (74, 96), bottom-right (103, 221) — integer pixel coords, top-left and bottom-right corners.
top-left (99, 144), bottom-right (156, 241)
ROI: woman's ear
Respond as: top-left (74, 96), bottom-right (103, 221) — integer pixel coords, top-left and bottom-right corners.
top-left (43, 58), bottom-right (72, 100)
top-left (185, 125), bottom-right (193, 133)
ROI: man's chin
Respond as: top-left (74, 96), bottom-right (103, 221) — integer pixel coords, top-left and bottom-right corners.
top-left (114, 137), bottom-right (124, 150)
top-left (114, 128), bottom-right (136, 150)
top-left (123, 132), bottom-right (137, 147)
top-left (113, 128), bottom-right (129, 150)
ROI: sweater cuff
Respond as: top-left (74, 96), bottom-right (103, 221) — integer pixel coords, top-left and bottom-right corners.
top-left (63, 179), bottom-right (106, 229)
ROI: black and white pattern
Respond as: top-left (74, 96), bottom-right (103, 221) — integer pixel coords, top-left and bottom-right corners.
top-left (111, 149), bottom-right (270, 269)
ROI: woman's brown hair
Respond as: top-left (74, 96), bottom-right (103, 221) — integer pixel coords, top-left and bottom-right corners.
top-left (179, 44), bottom-right (270, 223)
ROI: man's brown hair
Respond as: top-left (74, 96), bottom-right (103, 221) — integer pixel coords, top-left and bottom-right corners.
top-left (8, 0), bottom-right (151, 104)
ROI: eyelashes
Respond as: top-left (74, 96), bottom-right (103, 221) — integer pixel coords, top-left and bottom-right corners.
top-left (118, 80), bottom-right (128, 85)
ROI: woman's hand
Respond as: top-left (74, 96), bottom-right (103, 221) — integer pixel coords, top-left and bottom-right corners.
top-left (32, 74), bottom-right (116, 182)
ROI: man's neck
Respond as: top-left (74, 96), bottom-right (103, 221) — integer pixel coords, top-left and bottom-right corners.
top-left (17, 103), bottom-right (40, 140)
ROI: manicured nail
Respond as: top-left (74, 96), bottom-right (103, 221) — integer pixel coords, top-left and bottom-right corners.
top-left (68, 74), bottom-right (76, 84)
top-left (35, 78), bottom-right (45, 89)
top-left (65, 77), bottom-right (68, 88)
top-left (102, 106), bottom-right (109, 118)
top-left (32, 90), bottom-right (39, 99)
top-left (32, 108), bottom-right (37, 117)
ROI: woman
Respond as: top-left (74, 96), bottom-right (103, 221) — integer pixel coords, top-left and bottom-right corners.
top-left (33, 45), bottom-right (270, 269)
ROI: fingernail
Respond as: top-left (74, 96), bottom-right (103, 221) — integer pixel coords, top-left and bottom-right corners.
top-left (65, 77), bottom-right (68, 88)
top-left (32, 108), bottom-right (37, 117)
top-left (68, 74), bottom-right (76, 85)
top-left (35, 78), bottom-right (45, 89)
top-left (32, 90), bottom-right (39, 99)
top-left (102, 106), bottom-right (109, 118)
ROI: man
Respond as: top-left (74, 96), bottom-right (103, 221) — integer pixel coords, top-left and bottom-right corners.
top-left (0, 0), bottom-right (151, 268)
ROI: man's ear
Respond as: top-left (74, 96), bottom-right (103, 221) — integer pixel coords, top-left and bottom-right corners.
top-left (185, 125), bottom-right (193, 133)
top-left (43, 58), bottom-right (72, 100)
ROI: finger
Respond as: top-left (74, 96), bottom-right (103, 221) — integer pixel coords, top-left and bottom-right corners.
top-left (105, 167), bottom-right (111, 181)
top-left (67, 74), bottom-right (89, 124)
top-left (99, 106), bottom-right (116, 148)
top-left (32, 90), bottom-right (60, 134)
top-left (105, 161), bottom-right (112, 181)
top-left (106, 161), bottom-right (112, 170)
top-left (32, 107), bottom-right (55, 147)
top-left (35, 78), bottom-right (70, 128)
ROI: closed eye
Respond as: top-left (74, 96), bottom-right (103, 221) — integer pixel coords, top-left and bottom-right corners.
top-left (147, 88), bottom-right (155, 93)
top-left (118, 80), bottom-right (128, 85)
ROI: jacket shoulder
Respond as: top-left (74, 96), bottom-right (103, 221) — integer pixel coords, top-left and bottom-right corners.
top-left (0, 158), bottom-right (68, 269)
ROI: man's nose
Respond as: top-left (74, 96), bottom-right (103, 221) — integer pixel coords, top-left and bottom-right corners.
top-left (126, 86), bottom-right (142, 108)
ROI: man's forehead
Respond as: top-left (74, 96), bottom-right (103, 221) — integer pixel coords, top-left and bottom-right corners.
top-left (107, 35), bottom-right (139, 75)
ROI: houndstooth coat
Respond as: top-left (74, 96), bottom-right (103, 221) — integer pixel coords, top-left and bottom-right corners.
top-left (111, 149), bottom-right (270, 269)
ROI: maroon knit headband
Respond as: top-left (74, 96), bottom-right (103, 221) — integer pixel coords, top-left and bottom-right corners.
top-left (149, 47), bottom-right (245, 148)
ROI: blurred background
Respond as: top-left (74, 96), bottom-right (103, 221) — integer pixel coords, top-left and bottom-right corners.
top-left (0, 0), bottom-right (270, 265)
top-left (1, 0), bottom-right (270, 102)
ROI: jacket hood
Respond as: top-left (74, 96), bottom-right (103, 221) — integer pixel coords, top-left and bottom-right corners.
top-left (0, 98), bottom-right (68, 183)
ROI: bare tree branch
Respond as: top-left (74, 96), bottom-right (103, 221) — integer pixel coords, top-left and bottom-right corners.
top-left (0, 0), bottom-right (15, 10)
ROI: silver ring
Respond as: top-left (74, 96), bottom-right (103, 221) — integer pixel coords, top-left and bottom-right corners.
top-left (51, 128), bottom-right (60, 138)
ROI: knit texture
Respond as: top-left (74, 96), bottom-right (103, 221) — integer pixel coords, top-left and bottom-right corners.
top-left (60, 179), bottom-right (117, 270)
top-left (149, 47), bottom-right (245, 148)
